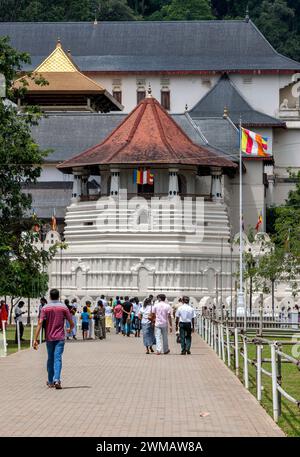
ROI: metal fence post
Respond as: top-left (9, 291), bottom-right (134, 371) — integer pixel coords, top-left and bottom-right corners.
top-left (218, 323), bottom-right (221, 357)
top-left (221, 324), bottom-right (225, 362)
top-left (226, 325), bottom-right (231, 367)
top-left (256, 344), bottom-right (262, 402)
top-left (277, 350), bottom-right (282, 418)
top-left (16, 320), bottom-right (21, 352)
top-left (30, 319), bottom-right (34, 349)
top-left (258, 293), bottom-right (263, 337)
top-left (243, 336), bottom-right (249, 389)
top-left (1, 321), bottom-right (7, 357)
top-left (271, 343), bottom-right (279, 423)
top-left (234, 327), bottom-right (239, 375)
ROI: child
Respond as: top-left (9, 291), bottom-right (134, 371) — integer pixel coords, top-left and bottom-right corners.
top-left (81, 306), bottom-right (90, 340)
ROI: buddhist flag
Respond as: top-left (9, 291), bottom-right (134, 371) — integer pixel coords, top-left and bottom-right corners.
top-left (241, 128), bottom-right (271, 157)
top-left (147, 170), bottom-right (154, 185)
top-left (255, 212), bottom-right (263, 231)
top-left (134, 169), bottom-right (154, 185)
top-left (133, 169), bottom-right (143, 184)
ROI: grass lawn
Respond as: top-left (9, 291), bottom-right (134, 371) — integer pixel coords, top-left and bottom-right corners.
top-left (232, 337), bottom-right (300, 437)
top-left (1, 324), bottom-right (37, 355)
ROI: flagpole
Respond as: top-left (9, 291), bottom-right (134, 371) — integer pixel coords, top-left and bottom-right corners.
top-left (239, 117), bottom-right (246, 331)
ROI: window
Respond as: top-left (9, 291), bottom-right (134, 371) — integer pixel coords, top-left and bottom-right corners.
top-left (161, 90), bottom-right (170, 110)
top-left (112, 90), bottom-right (122, 104)
top-left (243, 75), bottom-right (252, 84)
top-left (137, 90), bottom-right (146, 104)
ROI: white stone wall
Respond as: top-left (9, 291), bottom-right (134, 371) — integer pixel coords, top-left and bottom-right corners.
top-left (91, 73), bottom-right (290, 117)
top-left (49, 197), bottom-right (235, 300)
top-left (225, 161), bottom-right (265, 234)
top-left (91, 74), bottom-right (219, 114)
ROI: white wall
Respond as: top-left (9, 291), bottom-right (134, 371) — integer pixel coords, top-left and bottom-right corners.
top-left (230, 74), bottom-right (280, 117)
top-left (91, 74), bottom-right (218, 113)
top-left (226, 161), bottom-right (265, 234)
top-left (39, 165), bottom-right (73, 182)
top-left (273, 128), bottom-right (300, 170)
top-left (90, 72), bottom-right (292, 117)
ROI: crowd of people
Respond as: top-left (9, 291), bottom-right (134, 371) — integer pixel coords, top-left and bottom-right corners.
top-left (31, 290), bottom-right (197, 389)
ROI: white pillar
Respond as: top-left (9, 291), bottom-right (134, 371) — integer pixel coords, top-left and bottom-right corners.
top-left (71, 168), bottom-right (89, 202)
top-left (168, 168), bottom-right (179, 196)
top-left (211, 167), bottom-right (223, 201)
top-left (110, 168), bottom-right (120, 196)
top-left (71, 169), bottom-right (83, 202)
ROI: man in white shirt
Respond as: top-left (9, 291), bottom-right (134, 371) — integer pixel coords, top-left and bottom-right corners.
top-left (14, 301), bottom-right (26, 343)
top-left (175, 296), bottom-right (196, 355)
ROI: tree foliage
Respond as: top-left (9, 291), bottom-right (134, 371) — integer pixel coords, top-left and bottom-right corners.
top-left (148, 0), bottom-right (214, 20)
top-left (0, 37), bottom-right (59, 300)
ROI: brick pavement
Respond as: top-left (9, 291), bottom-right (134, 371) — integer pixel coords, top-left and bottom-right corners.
top-left (0, 331), bottom-right (284, 437)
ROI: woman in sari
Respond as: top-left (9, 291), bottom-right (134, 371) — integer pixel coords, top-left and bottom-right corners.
top-left (93, 300), bottom-right (106, 340)
top-left (139, 298), bottom-right (155, 354)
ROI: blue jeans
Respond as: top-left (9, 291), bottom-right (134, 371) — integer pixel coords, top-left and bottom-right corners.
top-left (46, 340), bottom-right (65, 383)
top-left (115, 317), bottom-right (122, 334)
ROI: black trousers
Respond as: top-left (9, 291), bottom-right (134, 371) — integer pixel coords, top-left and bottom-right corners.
top-left (179, 322), bottom-right (192, 352)
top-left (15, 322), bottom-right (24, 343)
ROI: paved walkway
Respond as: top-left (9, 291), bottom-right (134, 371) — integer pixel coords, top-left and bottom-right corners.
top-left (0, 332), bottom-right (284, 437)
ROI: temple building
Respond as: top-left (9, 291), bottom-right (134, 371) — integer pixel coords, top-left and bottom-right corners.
top-left (51, 91), bottom-right (237, 299)
top-left (13, 40), bottom-right (123, 112)
top-left (2, 19), bottom-right (300, 300)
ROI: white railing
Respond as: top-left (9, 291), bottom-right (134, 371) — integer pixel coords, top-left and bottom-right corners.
top-left (197, 315), bottom-right (300, 423)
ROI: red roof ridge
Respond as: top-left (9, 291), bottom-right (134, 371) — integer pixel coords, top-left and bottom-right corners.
top-left (105, 99), bottom-right (148, 163)
top-left (58, 95), bottom-right (237, 171)
top-left (152, 99), bottom-right (180, 160)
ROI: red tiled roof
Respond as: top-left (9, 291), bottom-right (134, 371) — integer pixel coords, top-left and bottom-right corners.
top-left (58, 96), bottom-right (237, 170)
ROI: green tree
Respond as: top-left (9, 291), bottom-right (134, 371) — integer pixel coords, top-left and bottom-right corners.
top-left (255, 0), bottom-right (296, 57)
top-left (20, 1), bottom-right (44, 21)
top-left (149, 0), bottom-right (214, 20)
top-left (254, 246), bottom-right (285, 319)
top-left (274, 170), bottom-right (300, 258)
top-left (0, 37), bottom-right (60, 321)
top-left (94, 0), bottom-right (140, 20)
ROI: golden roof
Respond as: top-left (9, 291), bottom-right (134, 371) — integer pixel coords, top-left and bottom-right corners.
top-left (16, 72), bottom-right (106, 93)
top-left (12, 39), bottom-right (124, 111)
top-left (35, 39), bottom-right (78, 72)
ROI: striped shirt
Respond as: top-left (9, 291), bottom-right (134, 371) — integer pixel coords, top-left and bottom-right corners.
top-left (40, 301), bottom-right (71, 341)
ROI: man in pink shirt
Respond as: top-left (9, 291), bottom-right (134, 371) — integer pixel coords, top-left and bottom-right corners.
top-left (114, 300), bottom-right (123, 334)
top-left (33, 289), bottom-right (74, 389)
top-left (152, 294), bottom-right (172, 355)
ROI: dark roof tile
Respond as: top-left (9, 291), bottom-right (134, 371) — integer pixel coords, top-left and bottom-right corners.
top-left (189, 74), bottom-right (285, 127)
top-left (1, 20), bottom-right (300, 72)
